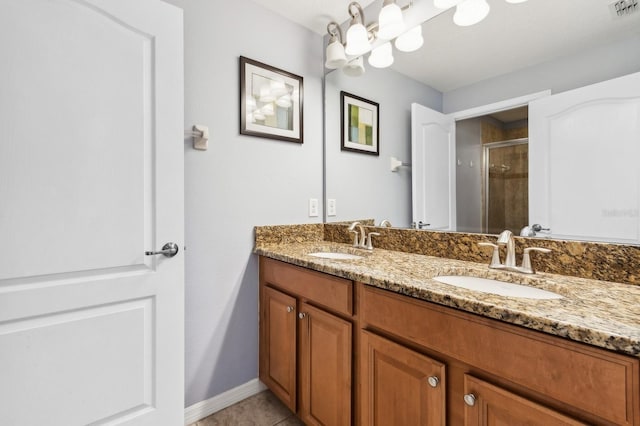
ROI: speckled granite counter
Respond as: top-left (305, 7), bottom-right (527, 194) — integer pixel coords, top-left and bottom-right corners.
top-left (254, 240), bottom-right (640, 359)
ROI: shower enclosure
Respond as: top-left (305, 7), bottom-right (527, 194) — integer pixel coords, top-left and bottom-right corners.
top-left (483, 138), bottom-right (529, 235)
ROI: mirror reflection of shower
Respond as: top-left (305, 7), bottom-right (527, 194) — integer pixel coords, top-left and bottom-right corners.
top-left (484, 139), bottom-right (528, 234)
top-left (456, 106), bottom-right (528, 235)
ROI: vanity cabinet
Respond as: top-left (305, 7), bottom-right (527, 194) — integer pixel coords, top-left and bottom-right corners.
top-left (360, 330), bottom-right (446, 425)
top-left (360, 283), bottom-right (640, 425)
top-left (259, 257), bottom-right (640, 425)
top-left (463, 374), bottom-right (586, 425)
top-left (261, 285), bottom-right (297, 410)
top-left (259, 257), bottom-right (353, 426)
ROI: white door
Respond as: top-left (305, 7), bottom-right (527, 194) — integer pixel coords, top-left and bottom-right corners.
top-left (529, 72), bottom-right (640, 243)
top-left (0, 1), bottom-right (184, 425)
top-left (411, 103), bottom-right (456, 231)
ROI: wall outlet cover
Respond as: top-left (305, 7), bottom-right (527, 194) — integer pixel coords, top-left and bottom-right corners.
top-left (327, 199), bottom-right (336, 216)
top-left (309, 198), bottom-right (319, 217)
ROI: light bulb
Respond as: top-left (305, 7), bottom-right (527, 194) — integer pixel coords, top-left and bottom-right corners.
top-left (377, 1), bottom-right (405, 40)
top-left (343, 56), bottom-right (365, 77)
top-left (368, 42), bottom-right (394, 68)
top-left (453, 0), bottom-right (490, 26)
top-left (325, 38), bottom-right (347, 69)
top-left (395, 25), bottom-right (424, 52)
top-left (345, 22), bottom-right (371, 56)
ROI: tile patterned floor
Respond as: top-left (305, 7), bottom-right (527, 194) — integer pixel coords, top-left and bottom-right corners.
top-left (189, 390), bottom-right (304, 426)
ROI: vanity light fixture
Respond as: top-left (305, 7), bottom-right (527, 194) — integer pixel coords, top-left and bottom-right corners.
top-left (343, 56), bottom-right (366, 77)
top-left (345, 2), bottom-right (372, 56)
top-left (325, 0), bottom-right (423, 76)
top-left (325, 22), bottom-right (348, 69)
top-left (453, 0), bottom-right (490, 26)
top-left (435, 0), bottom-right (528, 27)
top-left (395, 25), bottom-right (423, 52)
top-left (378, 0), bottom-right (405, 40)
top-left (368, 42), bottom-right (394, 68)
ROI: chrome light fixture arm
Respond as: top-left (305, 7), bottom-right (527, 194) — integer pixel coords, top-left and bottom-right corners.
top-left (348, 2), bottom-right (366, 26)
top-left (327, 21), bottom-right (344, 44)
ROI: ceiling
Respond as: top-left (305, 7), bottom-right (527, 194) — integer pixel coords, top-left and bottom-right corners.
top-left (249, 0), bottom-right (640, 92)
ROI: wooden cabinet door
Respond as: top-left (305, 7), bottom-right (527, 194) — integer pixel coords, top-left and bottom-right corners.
top-left (299, 302), bottom-right (352, 426)
top-left (360, 330), bottom-right (446, 426)
top-left (260, 286), bottom-right (297, 412)
top-left (463, 375), bottom-right (587, 426)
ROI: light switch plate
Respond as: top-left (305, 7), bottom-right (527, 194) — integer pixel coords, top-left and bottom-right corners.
top-left (327, 199), bottom-right (336, 216)
top-left (309, 198), bottom-right (319, 217)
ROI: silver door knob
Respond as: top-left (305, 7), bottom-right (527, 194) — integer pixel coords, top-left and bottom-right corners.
top-left (145, 242), bottom-right (179, 258)
top-left (427, 376), bottom-right (439, 388)
top-left (286, 306), bottom-right (294, 313)
top-left (463, 393), bottom-right (476, 406)
top-left (298, 312), bottom-right (307, 319)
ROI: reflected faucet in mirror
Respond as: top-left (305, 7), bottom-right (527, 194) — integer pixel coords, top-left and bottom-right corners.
top-left (520, 224), bottom-right (550, 237)
top-left (323, 0), bottom-right (640, 245)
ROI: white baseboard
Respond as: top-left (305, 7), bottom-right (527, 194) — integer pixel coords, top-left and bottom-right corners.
top-left (184, 378), bottom-right (267, 425)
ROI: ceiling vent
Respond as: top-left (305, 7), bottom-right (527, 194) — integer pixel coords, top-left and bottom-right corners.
top-left (609, 0), bottom-right (639, 18)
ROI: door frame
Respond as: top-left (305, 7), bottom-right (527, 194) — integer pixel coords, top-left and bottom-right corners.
top-left (448, 90), bottom-right (551, 121)
top-left (447, 90), bottom-right (550, 233)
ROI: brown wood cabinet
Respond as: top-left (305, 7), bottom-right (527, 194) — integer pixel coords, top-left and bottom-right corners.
top-left (360, 283), bottom-right (640, 425)
top-left (299, 302), bottom-right (352, 426)
top-left (360, 330), bottom-right (446, 426)
top-left (463, 374), bottom-right (587, 425)
top-left (259, 258), bottom-right (640, 425)
top-left (261, 285), bottom-right (297, 410)
top-left (259, 257), bottom-right (353, 425)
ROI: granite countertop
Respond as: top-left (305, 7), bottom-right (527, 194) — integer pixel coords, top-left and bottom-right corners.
top-left (255, 241), bottom-right (640, 358)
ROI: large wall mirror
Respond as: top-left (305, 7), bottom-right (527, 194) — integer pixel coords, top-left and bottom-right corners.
top-left (323, 0), bottom-right (640, 244)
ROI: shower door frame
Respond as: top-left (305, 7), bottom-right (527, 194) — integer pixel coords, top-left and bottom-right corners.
top-left (482, 138), bottom-right (529, 234)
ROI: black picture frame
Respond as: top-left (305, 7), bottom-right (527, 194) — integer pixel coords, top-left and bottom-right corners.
top-left (240, 56), bottom-right (303, 143)
top-left (340, 91), bottom-right (379, 156)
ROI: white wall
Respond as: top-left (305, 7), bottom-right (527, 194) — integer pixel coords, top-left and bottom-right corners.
top-left (443, 34), bottom-right (640, 113)
top-left (455, 118), bottom-right (482, 232)
top-left (163, 0), bottom-right (324, 407)
top-left (325, 67), bottom-right (442, 228)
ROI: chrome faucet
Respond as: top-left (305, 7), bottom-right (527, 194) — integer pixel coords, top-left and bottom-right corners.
top-left (497, 230), bottom-right (516, 268)
top-left (348, 221), bottom-right (367, 248)
top-left (347, 222), bottom-right (379, 250)
top-left (479, 229), bottom-right (551, 274)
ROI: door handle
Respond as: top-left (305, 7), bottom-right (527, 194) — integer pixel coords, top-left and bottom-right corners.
top-left (145, 242), bottom-right (179, 258)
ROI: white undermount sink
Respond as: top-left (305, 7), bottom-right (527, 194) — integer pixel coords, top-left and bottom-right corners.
top-left (308, 252), bottom-right (364, 260)
top-left (433, 275), bottom-right (563, 300)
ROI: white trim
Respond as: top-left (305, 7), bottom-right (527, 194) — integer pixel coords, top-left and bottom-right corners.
top-left (184, 379), bottom-right (267, 425)
top-left (449, 90), bottom-right (551, 121)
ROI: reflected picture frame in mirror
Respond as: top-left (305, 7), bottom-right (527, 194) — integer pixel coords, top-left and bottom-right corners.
top-left (340, 91), bottom-right (379, 156)
top-left (322, 1), bottom-right (640, 243)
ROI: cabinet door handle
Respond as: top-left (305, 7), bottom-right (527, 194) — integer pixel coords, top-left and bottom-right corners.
top-left (427, 376), bottom-right (440, 388)
top-left (286, 306), bottom-right (294, 313)
top-left (298, 312), bottom-right (307, 319)
top-left (463, 393), bottom-right (476, 407)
